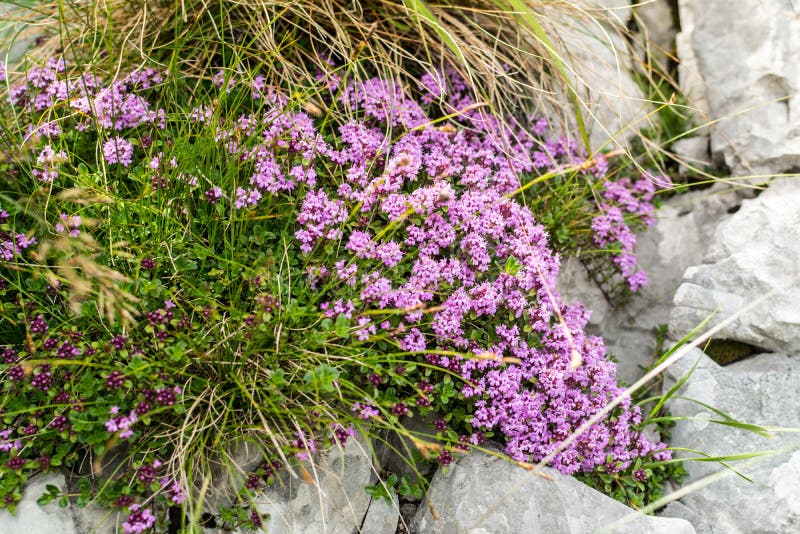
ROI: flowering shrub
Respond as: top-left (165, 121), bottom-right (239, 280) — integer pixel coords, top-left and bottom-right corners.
top-left (0, 57), bottom-right (670, 529)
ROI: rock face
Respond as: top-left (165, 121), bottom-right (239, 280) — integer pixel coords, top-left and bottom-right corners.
top-left (251, 433), bottom-right (375, 534)
top-left (360, 495), bottom-right (400, 534)
top-left (560, 184), bottom-right (739, 383)
top-left (670, 179), bottom-right (800, 353)
top-left (633, 0), bottom-right (677, 69)
top-left (659, 348), bottom-right (800, 533)
top-left (412, 451), bottom-right (696, 534)
top-left (678, 0), bottom-right (800, 176)
top-left (201, 439), bottom-right (267, 512)
top-left (558, 20), bottom-right (648, 150)
top-left (0, 473), bottom-right (78, 534)
top-left (532, 1), bottom-right (647, 150)
top-left (0, 4), bottom-right (39, 66)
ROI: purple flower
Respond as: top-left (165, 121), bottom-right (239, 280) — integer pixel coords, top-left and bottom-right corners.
top-left (32, 145), bottom-right (67, 182)
top-left (123, 505), bottom-right (156, 533)
top-left (103, 137), bottom-right (134, 167)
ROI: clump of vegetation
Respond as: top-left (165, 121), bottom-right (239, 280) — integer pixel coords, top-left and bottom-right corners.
top-left (0, 54), bottom-right (674, 528)
top-left (0, 1), bottom-right (690, 531)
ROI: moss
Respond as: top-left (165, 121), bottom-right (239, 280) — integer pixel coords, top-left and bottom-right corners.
top-left (702, 339), bottom-right (759, 366)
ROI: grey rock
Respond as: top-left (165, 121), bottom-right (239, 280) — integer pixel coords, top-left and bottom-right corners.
top-left (670, 179), bottom-right (800, 352)
top-left (633, 0), bottom-right (677, 69)
top-left (678, 0), bottom-right (800, 176)
top-left (0, 473), bottom-right (78, 534)
top-left (673, 136), bottom-right (711, 175)
top-left (560, 184), bottom-right (738, 383)
top-left (0, 4), bottom-right (41, 66)
top-left (374, 415), bottom-right (437, 482)
top-left (249, 433), bottom-right (374, 534)
top-left (72, 503), bottom-right (120, 534)
top-left (584, 0), bottom-right (632, 27)
top-left (659, 348), bottom-right (800, 533)
top-left (537, 4), bottom-right (646, 150)
top-left (200, 439), bottom-right (267, 512)
top-left (412, 451), bottom-right (695, 534)
top-left (359, 496), bottom-right (399, 534)
top-left (675, 0), bottom-right (711, 120)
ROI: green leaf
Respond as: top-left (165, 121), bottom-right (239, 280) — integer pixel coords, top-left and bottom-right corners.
top-left (269, 368), bottom-right (287, 387)
top-left (334, 314), bottom-right (351, 337)
top-left (304, 364), bottom-right (340, 393)
top-left (647, 353), bottom-right (703, 420)
top-left (504, 256), bottom-right (522, 276)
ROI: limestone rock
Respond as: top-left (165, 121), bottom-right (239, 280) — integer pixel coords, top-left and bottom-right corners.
top-left (412, 451), bottom-right (695, 533)
top-left (585, 0), bottom-right (632, 27)
top-left (201, 439), bottom-right (267, 512)
top-left (72, 503), bottom-right (119, 534)
top-left (0, 4), bottom-right (40, 67)
top-left (673, 136), bottom-right (711, 174)
top-left (560, 184), bottom-right (738, 383)
top-left (633, 0), bottom-right (677, 69)
top-left (659, 348), bottom-right (800, 533)
top-left (670, 179), bottom-right (800, 352)
top-left (250, 433), bottom-right (374, 534)
top-left (359, 496), bottom-right (400, 534)
top-left (0, 473), bottom-right (77, 534)
top-left (677, 0), bottom-right (800, 176)
top-left (559, 21), bottom-right (648, 150)
top-left (675, 0), bottom-right (711, 119)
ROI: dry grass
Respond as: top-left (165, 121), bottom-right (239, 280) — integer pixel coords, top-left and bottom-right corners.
top-left (3, 0), bottom-right (669, 153)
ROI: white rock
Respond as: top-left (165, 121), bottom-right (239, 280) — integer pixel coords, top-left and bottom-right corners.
top-left (659, 348), bottom-right (800, 532)
top-left (0, 4), bottom-right (40, 66)
top-left (672, 136), bottom-right (710, 174)
top-left (582, 0), bottom-right (632, 27)
top-left (535, 3), bottom-right (648, 151)
top-left (678, 0), bottom-right (800, 176)
top-left (359, 496), bottom-right (399, 534)
top-left (561, 184), bottom-right (738, 383)
top-left (675, 0), bottom-right (711, 119)
top-left (633, 0), bottom-right (677, 68)
top-left (0, 473), bottom-right (78, 534)
top-left (412, 451), bottom-right (695, 533)
top-left (72, 502), bottom-right (119, 534)
top-left (250, 433), bottom-right (374, 534)
top-left (670, 179), bottom-right (800, 352)
top-left (201, 439), bottom-right (267, 512)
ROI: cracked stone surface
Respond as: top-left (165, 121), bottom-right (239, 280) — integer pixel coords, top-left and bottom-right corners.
top-left (412, 450), bottom-right (695, 534)
top-left (670, 178), bottom-right (800, 353)
top-left (677, 0), bottom-right (800, 176)
top-left (658, 348), bottom-right (800, 533)
top-left (560, 184), bottom-right (739, 384)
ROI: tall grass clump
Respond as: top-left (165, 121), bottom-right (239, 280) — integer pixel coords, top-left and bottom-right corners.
top-left (0, 0), bottom-right (686, 531)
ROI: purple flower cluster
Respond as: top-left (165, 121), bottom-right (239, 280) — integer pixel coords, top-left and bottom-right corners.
top-left (54, 213), bottom-right (81, 237)
top-left (122, 505), bottom-right (156, 533)
top-left (105, 406), bottom-right (138, 439)
top-left (6, 58), bottom-right (166, 182)
top-left (0, 57), bottom-right (670, 519)
top-left (591, 176), bottom-right (657, 291)
top-left (0, 206), bottom-right (37, 261)
top-left (32, 145), bottom-right (67, 182)
top-left (195, 66), bottom-right (669, 474)
top-left (103, 137), bottom-right (135, 167)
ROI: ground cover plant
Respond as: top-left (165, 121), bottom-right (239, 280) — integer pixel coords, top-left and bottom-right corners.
top-left (0, 51), bottom-right (677, 530)
top-left (0, 1), bottom-right (691, 532)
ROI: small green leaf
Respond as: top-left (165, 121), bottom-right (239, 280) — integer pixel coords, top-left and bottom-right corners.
top-left (504, 256), bottom-right (522, 276)
top-left (304, 364), bottom-right (340, 393)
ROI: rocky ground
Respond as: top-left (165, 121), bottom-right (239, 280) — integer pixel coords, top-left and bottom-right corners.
top-left (3, 0), bottom-right (800, 532)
